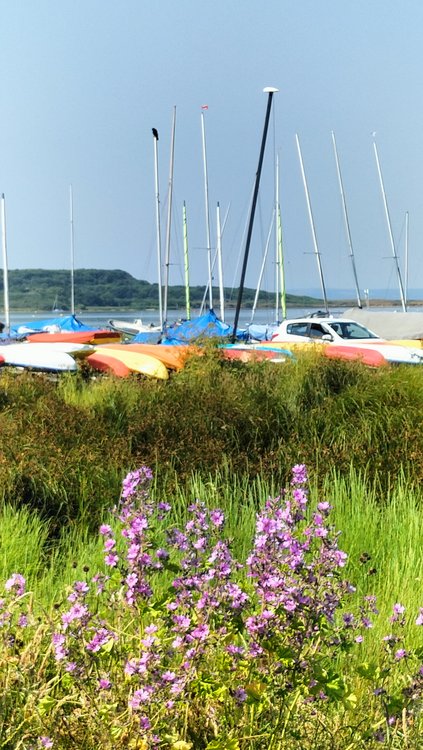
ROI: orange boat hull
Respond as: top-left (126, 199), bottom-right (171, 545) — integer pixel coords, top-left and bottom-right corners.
top-left (86, 352), bottom-right (131, 377)
top-left (99, 343), bottom-right (195, 370)
top-left (324, 345), bottom-right (387, 367)
top-left (27, 330), bottom-right (121, 345)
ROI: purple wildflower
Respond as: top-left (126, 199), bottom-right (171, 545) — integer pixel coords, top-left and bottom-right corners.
top-left (191, 623), bottom-right (209, 640)
top-left (210, 509), bottom-right (225, 527)
top-left (39, 738), bottom-right (53, 749)
top-left (52, 633), bottom-right (68, 661)
top-left (162, 670), bottom-right (176, 682)
top-left (5, 573), bottom-right (26, 596)
top-left (86, 627), bottom-right (115, 653)
top-left (129, 687), bottom-right (153, 709)
top-left (233, 687), bottom-right (247, 704)
top-left (291, 464), bottom-right (308, 485)
top-left (104, 553), bottom-right (119, 567)
top-left (395, 648), bottom-right (407, 660)
top-left (99, 677), bottom-right (111, 689)
top-left (139, 716), bottom-right (151, 730)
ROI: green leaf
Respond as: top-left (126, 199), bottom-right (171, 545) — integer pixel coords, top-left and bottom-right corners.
top-left (344, 692), bottom-right (358, 708)
top-left (245, 681), bottom-right (266, 701)
top-left (37, 695), bottom-right (56, 717)
top-left (164, 561), bottom-right (181, 574)
top-left (356, 661), bottom-right (379, 680)
top-left (205, 740), bottom-right (239, 750)
top-left (100, 637), bottom-right (115, 653)
top-left (98, 702), bottom-right (118, 718)
top-left (110, 725), bottom-right (123, 739)
top-left (61, 672), bottom-right (73, 690)
top-left (325, 676), bottom-right (347, 699)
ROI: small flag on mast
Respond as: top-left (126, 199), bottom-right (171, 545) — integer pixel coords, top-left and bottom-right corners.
top-left (201, 104), bottom-right (209, 110)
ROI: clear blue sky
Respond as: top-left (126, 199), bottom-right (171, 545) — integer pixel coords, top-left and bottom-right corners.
top-left (1, 0), bottom-right (423, 299)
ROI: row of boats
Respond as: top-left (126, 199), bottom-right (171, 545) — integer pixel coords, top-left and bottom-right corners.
top-left (1, 310), bottom-right (423, 377)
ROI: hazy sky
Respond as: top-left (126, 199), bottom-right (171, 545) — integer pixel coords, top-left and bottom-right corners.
top-left (1, 0), bottom-right (423, 299)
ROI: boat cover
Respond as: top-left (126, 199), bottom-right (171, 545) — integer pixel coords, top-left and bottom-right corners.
top-left (132, 331), bottom-right (163, 344)
top-left (342, 309), bottom-right (423, 340)
top-left (11, 314), bottom-right (98, 336)
top-left (160, 310), bottom-right (245, 345)
top-left (244, 323), bottom-right (279, 341)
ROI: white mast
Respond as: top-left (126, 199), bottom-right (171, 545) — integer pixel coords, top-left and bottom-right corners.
top-left (405, 211), bottom-right (409, 308)
top-left (331, 131), bottom-right (362, 308)
top-left (372, 136), bottom-right (406, 312)
top-left (216, 202), bottom-right (225, 321)
top-left (295, 133), bottom-right (328, 312)
top-left (69, 184), bottom-right (75, 315)
top-left (163, 106), bottom-right (176, 325)
top-left (250, 210), bottom-right (275, 325)
top-left (277, 202), bottom-right (285, 320)
top-left (275, 152), bottom-right (286, 321)
top-left (1, 194), bottom-right (10, 333)
top-left (152, 127), bottom-right (163, 329)
top-left (183, 201), bottom-right (190, 320)
top-left (201, 107), bottom-right (213, 310)
top-left (200, 203), bottom-right (230, 316)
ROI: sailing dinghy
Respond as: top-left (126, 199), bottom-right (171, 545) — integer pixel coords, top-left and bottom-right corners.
top-left (0, 344), bottom-right (78, 372)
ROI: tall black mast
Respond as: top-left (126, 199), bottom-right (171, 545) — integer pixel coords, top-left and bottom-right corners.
top-left (231, 86), bottom-right (278, 342)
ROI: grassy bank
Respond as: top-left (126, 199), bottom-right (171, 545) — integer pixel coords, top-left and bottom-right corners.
top-left (0, 466), bottom-right (421, 749)
top-left (1, 348), bottom-right (423, 747)
top-left (1, 349), bottom-right (423, 532)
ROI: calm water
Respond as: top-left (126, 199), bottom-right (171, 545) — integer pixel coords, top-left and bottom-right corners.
top-left (7, 305), bottom-right (423, 330)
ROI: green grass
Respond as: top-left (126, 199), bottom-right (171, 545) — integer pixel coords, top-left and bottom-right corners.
top-left (3, 352), bottom-right (423, 532)
top-left (0, 465), bottom-right (421, 748)
top-left (1, 466), bottom-right (421, 650)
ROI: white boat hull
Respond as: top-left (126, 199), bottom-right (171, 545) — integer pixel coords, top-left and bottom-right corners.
top-left (0, 344), bottom-right (78, 372)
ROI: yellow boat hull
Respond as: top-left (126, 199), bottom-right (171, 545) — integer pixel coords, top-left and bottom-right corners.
top-left (94, 348), bottom-right (169, 379)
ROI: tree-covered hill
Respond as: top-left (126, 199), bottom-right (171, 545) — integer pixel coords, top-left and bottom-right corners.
top-left (0, 268), bottom-right (322, 311)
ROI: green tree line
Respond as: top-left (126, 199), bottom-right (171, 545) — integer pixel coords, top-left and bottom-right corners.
top-left (0, 269), bottom-right (322, 311)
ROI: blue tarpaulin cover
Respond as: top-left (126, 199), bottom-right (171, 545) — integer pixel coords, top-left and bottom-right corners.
top-left (132, 331), bottom-right (163, 344)
top-left (245, 324), bottom-right (279, 342)
top-left (159, 310), bottom-right (245, 345)
top-left (11, 315), bottom-right (98, 336)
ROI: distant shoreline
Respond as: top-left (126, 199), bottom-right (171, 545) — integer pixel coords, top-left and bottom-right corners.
top-left (7, 300), bottom-right (423, 314)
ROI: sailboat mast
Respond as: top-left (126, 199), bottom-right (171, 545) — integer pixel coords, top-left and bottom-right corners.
top-left (152, 127), bottom-right (163, 329)
top-left (295, 133), bottom-right (328, 312)
top-left (331, 131), bottom-right (362, 308)
top-left (183, 201), bottom-right (191, 320)
top-left (250, 211), bottom-right (275, 325)
top-left (216, 202), bottom-right (225, 321)
top-left (69, 184), bottom-right (75, 315)
top-left (276, 152), bottom-right (286, 321)
top-left (1, 194), bottom-right (10, 333)
top-left (405, 211), bottom-right (409, 308)
top-left (232, 86), bottom-right (278, 342)
top-left (373, 137), bottom-right (406, 312)
top-left (201, 107), bottom-right (213, 310)
top-left (277, 204), bottom-right (286, 321)
top-left (163, 106), bottom-right (176, 325)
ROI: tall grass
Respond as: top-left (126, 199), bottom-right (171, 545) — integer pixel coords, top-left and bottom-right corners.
top-left (326, 469), bottom-right (423, 645)
top-left (1, 465), bottom-right (421, 650)
top-left (3, 354), bottom-right (423, 530)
